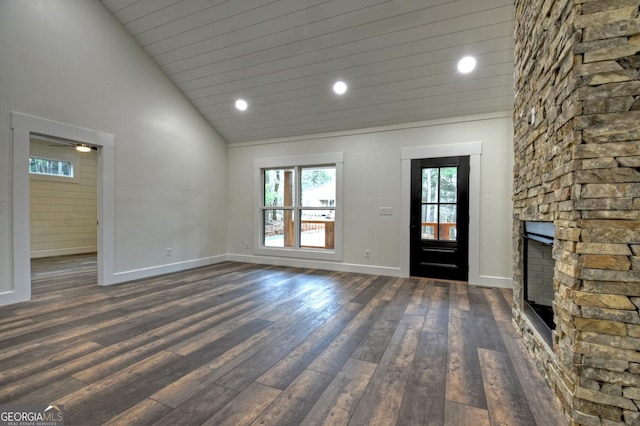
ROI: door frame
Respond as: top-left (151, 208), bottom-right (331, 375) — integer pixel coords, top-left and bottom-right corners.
top-left (7, 112), bottom-right (116, 306)
top-left (401, 142), bottom-right (481, 282)
top-left (410, 155), bottom-right (470, 281)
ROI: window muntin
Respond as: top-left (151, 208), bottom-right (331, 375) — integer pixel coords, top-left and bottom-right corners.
top-left (261, 165), bottom-right (336, 251)
top-left (29, 157), bottom-right (74, 178)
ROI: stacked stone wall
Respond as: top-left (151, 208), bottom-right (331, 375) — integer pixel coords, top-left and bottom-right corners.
top-left (513, 0), bottom-right (578, 420)
top-left (514, 1), bottom-right (640, 424)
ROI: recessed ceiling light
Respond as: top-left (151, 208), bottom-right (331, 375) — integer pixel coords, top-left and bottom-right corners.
top-left (235, 99), bottom-right (248, 111)
top-left (457, 56), bottom-right (476, 73)
top-left (333, 81), bottom-right (347, 95)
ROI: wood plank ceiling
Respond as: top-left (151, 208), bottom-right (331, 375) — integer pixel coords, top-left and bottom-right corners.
top-left (101, 0), bottom-right (515, 144)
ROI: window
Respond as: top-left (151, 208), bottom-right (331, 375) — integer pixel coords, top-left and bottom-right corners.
top-left (262, 166), bottom-right (336, 249)
top-left (255, 153), bottom-right (343, 261)
top-left (29, 157), bottom-right (74, 178)
top-left (421, 166), bottom-right (458, 241)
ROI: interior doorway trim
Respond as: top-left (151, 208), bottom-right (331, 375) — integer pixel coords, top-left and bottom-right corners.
top-left (8, 112), bottom-right (115, 305)
top-left (400, 142), bottom-right (484, 284)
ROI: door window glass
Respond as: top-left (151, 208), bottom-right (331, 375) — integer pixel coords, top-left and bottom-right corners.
top-left (421, 166), bottom-right (458, 241)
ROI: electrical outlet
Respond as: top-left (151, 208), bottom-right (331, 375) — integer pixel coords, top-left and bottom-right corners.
top-left (166, 248), bottom-right (172, 256)
top-left (245, 242), bottom-right (250, 249)
top-left (365, 250), bottom-right (371, 258)
top-left (379, 207), bottom-right (393, 215)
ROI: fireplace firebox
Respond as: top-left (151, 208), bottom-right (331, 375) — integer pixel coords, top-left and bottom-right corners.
top-left (522, 221), bottom-right (555, 347)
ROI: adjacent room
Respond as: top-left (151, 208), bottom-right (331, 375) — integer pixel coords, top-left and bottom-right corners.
top-left (1, 1), bottom-right (639, 425)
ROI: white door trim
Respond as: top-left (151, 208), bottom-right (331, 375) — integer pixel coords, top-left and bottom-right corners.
top-left (6, 112), bottom-right (116, 306)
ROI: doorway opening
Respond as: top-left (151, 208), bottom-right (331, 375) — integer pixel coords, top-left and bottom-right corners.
top-left (29, 135), bottom-right (99, 294)
top-left (8, 112), bottom-right (116, 307)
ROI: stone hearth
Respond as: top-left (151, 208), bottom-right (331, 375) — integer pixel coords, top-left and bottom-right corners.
top-left (513, 1), bottom-right (640, 425)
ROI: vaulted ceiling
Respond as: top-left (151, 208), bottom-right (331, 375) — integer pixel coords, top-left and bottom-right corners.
top-left (102, 0), bottom-right (515, 144)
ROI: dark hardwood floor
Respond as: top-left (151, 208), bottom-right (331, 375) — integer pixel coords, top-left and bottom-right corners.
top-left (0, 254), bottom-right (566, 425)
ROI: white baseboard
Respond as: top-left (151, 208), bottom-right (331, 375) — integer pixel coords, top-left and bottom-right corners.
top-left (30, 246), bottom-right (97, 258)
top-left (229, 254), bottom-right (512, 288)
top-left (0, 289), bottom-right (30, 307)
top-left (109, 254), bottom-right (228, 285)
top-left (227, 254), bottom-right (403, 277)
top-left (471, 275), bottom-right (513, 289)
top-left (0, 252), bottom-right (512, 307)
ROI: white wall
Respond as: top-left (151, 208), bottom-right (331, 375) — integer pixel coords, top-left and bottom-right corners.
top-left (30, 139), bottom-right (97, 258)
top-left (0, 1), bottom-right (227, 301)
top-left (227, 113), bottom-right (514, 285)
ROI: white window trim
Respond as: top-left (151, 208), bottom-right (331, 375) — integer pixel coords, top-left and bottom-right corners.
top-left (254, 152), bottom-right (343, 261)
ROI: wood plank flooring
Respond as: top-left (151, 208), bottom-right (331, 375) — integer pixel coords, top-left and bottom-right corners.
top-left (0, 254), bottom-right (567, 425)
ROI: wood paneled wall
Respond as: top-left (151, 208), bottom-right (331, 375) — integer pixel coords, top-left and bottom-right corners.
top-left (29, 140), bottom-right (97, 258)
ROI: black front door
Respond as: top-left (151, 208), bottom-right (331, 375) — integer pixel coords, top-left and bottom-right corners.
top-left (410, 156), bottom-right (469, 281)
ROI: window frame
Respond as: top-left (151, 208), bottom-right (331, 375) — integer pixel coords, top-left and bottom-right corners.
top-left (254, 153), bottom-right (343, 261)
top-left (29, 156), bottom-right (75, 178)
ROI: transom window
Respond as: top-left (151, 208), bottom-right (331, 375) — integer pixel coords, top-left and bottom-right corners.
top-left (29, 157), bottom-right (74, 178)
top-left (254, 153), bottom-right (343, 261)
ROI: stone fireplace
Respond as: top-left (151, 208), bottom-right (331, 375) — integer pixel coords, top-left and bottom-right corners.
top-left (513, 1), bottom-right (640, 425)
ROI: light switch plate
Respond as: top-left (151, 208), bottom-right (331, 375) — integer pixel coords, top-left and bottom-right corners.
top-left (379, 207), bottom-right (393, 215)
